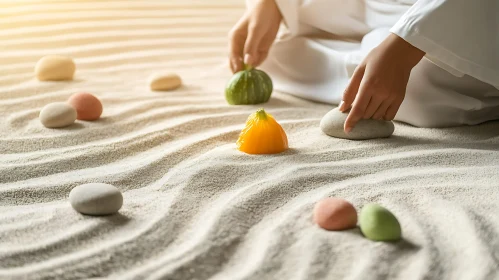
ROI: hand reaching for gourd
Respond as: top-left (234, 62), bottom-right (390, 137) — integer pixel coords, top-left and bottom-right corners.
top-left (339, 33), bottom-right (425, 133)
top-left (229, 0), bottom-right (282, 73)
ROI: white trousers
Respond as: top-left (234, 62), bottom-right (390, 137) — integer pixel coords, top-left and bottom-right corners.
top-left (257, 0), bottom-right (499, 127)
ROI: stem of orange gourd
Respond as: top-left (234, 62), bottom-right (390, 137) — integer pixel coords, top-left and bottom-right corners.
top-left (256, 108), bottom-right (267, 120)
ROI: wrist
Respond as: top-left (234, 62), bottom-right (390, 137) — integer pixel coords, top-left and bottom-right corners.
top-left (385, 33), bottom-right (425, 68)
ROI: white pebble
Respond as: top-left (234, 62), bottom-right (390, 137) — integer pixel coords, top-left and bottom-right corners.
top-left (39, 102), bottom-right (77, 128)
top-left (320, 107), bottom-right (394, 140)
top-left (35, 55), bottom-right (75, 81)
top-left (149, 73), bottom-right (182, 91)
top-left (69, 183), bottom-right (123, 216)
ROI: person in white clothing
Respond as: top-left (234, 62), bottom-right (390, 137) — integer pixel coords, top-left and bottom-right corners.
top-left (228, 0), bottom-right (499, 132)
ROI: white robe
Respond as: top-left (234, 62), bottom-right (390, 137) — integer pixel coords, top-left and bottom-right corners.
top-left (248, 0), bottom-right (499, 127)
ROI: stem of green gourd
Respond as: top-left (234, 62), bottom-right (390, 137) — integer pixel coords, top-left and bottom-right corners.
top-left (244, 64), bottom-right (253, 71)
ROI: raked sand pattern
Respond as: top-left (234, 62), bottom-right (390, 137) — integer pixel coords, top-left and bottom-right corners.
top-left (1, 1), bottom-right (499, 279)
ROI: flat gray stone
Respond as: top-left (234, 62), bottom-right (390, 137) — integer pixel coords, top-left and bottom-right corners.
top-left (320, 107), bottom-right (394, 140)
top-left (69, 183), bottom-right (123, 216)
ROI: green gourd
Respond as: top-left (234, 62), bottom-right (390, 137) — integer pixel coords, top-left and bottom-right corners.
top-left (225, 65), bottom-right (273, 105)
top-left (359, 203), bottom-right (402, 242)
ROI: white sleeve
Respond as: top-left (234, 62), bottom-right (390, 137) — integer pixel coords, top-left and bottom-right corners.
top-left (248, 0), bottom-right (369, 38)
top-left (272, 0), bottom-right (301, 36)
top-left (246, 0), bottom-right (301, 35)
top-left (390, 0), bottom-right (499, 88)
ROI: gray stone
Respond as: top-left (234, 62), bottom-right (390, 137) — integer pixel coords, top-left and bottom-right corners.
top-left (320, 107), bottom-right (394, 140)
top-left (39, 102), bottom-right (77, 128)
top-left (69, 183), bottom-right (123, 216)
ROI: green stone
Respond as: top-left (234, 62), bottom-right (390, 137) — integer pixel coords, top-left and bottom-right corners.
top-left (359, 203), bottom-right (402, 242)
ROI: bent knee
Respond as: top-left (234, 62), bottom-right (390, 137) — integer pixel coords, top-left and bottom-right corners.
top-left (395, 69), bottom-right (463, 127)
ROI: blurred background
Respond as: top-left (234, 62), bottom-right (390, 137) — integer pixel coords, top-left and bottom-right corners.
top-left (0, 0), bottom-right (244, 87)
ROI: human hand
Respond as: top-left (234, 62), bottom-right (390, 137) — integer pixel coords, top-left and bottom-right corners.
top-left (228, 0), bottom-right (282, 73)
top-left (339, 33), bottom-right (425, 133)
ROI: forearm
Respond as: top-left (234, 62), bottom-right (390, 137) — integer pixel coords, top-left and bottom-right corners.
top-left (381, 33), bottom-right (425, 70)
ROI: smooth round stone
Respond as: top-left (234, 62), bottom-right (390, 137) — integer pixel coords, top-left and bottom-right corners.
top-left (69, 183), bottom-right (123, 216)
top-left (320, 107), bottom-right (394, 140)
top-left (359, 203), bottom-right (402, 242)
top-left (35, 55), bottom-right (75, 81)
top-left (39, 102), bottom-right (77, 128)
top-left (149, 73), bottom-right (182, 91)
top-left (313, 197), bottom-right (357, 231)
top-left (68, 92), bottom-right (103, 121)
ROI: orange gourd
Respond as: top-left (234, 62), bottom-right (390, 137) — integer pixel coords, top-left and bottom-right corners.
top-left (237, 108), bottom-right (288, 154)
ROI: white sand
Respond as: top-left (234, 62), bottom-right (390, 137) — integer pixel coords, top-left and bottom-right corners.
top-left (1, 1), bottom-right (499, 279)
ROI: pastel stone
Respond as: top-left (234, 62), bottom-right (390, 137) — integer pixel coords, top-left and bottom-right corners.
top-left (35, 55), bottom-right (75, 81)
top-left (39, 102), bottom-right (77, 128)
top-left (320, 107), bottom-right (394, 140)
top-left (149, 73), bottom-right (182, 91)
top-left (68, 92), bottom-right (103, 121)
top-left (69, 183), bottom-right (123, 216)
top-left (359, 203), bottom-right (402, 242)
top-left (313, 197), bottom-right (357, 231)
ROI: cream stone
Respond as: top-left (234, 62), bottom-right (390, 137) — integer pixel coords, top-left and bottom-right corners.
top-left (149, 73), bottom-right (182, 91)
top-left (39, 102), bottom-right (77, 128)
top-left (35, 55), bottom-right (75, 81)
